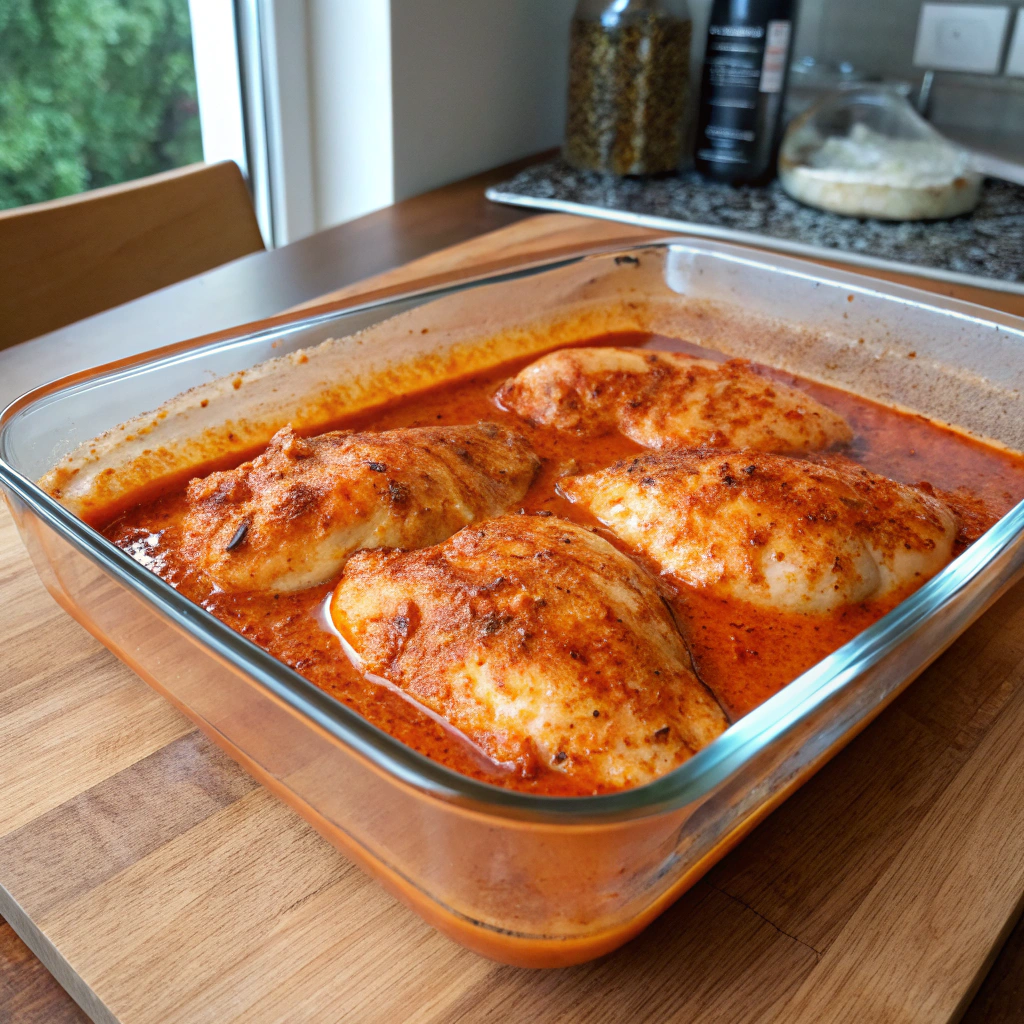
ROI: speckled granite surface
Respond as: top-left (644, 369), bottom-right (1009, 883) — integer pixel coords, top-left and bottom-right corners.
top-left (488, 159), bottom-right (1024, 289)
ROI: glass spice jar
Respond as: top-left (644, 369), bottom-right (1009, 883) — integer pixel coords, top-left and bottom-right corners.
top-left (565, 0), bottom-right (693, 176)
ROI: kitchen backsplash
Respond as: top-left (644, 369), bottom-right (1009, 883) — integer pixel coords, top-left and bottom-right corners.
top-left (687, 0), bottom-right (1024, 154)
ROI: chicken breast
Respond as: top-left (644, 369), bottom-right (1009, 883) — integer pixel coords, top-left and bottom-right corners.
top-left (330, 514), bottom-right (727, 789)
top-left (561, 450), bottom-right (957, 614)
top-left (497, 347), bottom-right (852, 453)
top-left (181, 423), bottom-right (539, 593)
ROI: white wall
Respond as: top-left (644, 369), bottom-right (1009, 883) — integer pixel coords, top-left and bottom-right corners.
top-left (303, 0), bottom-right (576, 230)
top-left (388, 0), bottom-right (576, 201)
top-left (244, 0), bottom-right (1024, 241)
top-left (307, 0), bottom-right (394, 231)
top-left (262, 0), bottom-right (317, 244)
top-left (288, 0), bottom-right (735, 235)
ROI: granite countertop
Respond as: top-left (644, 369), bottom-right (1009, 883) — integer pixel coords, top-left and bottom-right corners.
top-left (487, 158), bottom-right (1024, 291)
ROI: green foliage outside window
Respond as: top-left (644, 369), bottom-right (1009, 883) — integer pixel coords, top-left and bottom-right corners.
top-left (0, 0), bottom-right (203, 210)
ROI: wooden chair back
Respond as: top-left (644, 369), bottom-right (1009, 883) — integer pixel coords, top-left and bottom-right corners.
top-left (0, 161), bottom-right (265, 349)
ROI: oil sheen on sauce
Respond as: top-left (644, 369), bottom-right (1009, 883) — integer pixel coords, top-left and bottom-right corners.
top-left (103, 333), bottom-right (1024, 796)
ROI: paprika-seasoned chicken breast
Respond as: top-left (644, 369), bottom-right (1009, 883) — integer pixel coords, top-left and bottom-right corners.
top-left (330, 514), bottom-right (727, 789)
top-left (497, 347), bottom-right (852, 453)
top-left (181, 423), bottom-right (539, 593)
top-left (561, 449), bottom-right (957, 614)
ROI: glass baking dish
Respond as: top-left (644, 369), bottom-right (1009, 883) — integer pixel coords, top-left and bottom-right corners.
top-left (3, 241), bottom-right (1024, 968)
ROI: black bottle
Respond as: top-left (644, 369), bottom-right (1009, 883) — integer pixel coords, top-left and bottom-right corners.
top-left (695, 0), bottom-right (797, 184)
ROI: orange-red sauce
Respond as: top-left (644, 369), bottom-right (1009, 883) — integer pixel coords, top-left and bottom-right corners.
top-left (103, 333), bottom-right (1024, 794)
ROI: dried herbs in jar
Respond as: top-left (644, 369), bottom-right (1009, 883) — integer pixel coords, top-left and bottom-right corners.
top-left (565, 0), bottom-right (692, 176)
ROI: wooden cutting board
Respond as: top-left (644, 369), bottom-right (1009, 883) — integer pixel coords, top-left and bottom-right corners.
top-left (4, 213), bottom-right (1024, 1024)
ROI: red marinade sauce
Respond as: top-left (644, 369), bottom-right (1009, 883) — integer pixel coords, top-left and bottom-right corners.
top-left (103, 333), bottom-right (1024, 794)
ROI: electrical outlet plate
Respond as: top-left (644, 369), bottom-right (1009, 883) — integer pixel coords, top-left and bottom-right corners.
top-left (1006, 10), bottom-right (1024, 76)
top-left (913, 2), bottom-right (1010, 74)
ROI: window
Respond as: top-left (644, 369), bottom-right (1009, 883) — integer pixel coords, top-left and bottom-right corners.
top-left (0, 0), bottom-right (203, 210)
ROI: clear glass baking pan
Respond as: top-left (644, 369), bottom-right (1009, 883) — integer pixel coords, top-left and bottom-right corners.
top-left (3, 240), bottom-right (1024, 967)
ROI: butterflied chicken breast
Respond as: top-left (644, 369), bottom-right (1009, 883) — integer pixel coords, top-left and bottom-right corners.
top-left (561, 450), bottom-right (957, 614)
top-left (497, 347), bottom-right (852, 453)
top-left (181, 423), bottom-right (539, 593)
top-left (330, 514), bottom-right (727, 789)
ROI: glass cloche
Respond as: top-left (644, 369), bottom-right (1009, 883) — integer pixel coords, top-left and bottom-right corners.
top-left (778, 86), bottom-right (981, 221)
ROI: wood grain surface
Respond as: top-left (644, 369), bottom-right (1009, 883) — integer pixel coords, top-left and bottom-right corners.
top-left (4, 213), bottom-right (1024, 1024)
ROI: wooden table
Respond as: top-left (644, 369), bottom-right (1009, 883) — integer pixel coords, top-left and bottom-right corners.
top-left (3, 157), bottom-right (1024, 1023)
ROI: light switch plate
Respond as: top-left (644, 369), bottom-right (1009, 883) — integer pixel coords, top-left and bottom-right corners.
top-left (1006, 10), bottom-right (1024, 76)
top-left (913, 2), bottom-right (1010, 73)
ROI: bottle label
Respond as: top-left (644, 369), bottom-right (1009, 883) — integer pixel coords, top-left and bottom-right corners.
top-left (709, 24), bottom-right (765, 38)
top-left (759, 21), bottom-right (791, 94)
